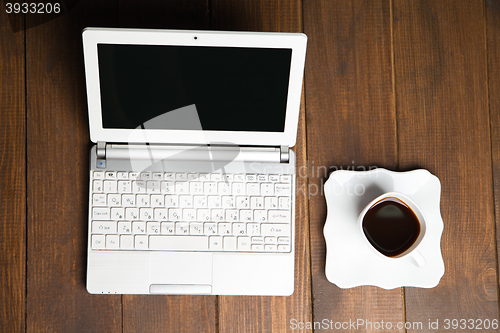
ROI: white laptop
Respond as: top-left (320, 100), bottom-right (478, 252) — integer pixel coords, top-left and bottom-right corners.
top-left (82, 28), bottom-right (307, 295)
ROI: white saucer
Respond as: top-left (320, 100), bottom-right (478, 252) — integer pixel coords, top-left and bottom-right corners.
top-left (323, 168), bottom-right (445, 289)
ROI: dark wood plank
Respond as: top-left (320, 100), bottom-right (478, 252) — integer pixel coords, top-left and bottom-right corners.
top-left (487, 0), bottom-right (500, 323)
top-left (211, 1), bottom-right (312, 332)
top-left (303, 0), bottom-right (404, 330)
top-left (26, 2), bottom-right (122, 332)
top-left (0, 10), bottom-right (25, 333)
top-left (393, 0), bottom-right (499, 330)
top-left (116, 2), bottom-right (217, 332)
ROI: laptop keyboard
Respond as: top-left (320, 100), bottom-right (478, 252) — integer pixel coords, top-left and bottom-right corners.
top-left (90, 171), bottom-right (293, 253)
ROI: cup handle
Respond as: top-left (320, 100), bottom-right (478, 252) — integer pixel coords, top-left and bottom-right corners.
top-left (409, 250), bottom-right (426, 267)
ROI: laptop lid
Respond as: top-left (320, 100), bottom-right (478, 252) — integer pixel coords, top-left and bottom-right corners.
top-left (82, 28), bottom-right (307, 147)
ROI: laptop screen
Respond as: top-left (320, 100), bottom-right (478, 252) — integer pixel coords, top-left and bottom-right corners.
top-left (97, 44), bottom-right (292, 132)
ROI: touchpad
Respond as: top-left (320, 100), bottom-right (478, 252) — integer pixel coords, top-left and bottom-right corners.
top-left (149, 252), bottom-right (212, 285)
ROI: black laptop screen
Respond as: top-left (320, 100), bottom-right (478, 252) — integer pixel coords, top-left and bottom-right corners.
top-left (97, 44), bottom-right (292, 132)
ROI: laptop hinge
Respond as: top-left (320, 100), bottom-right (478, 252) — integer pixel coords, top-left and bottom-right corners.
top-left (97, 141), bottom-right (106, 159)
top-left (280, 145), bottom-right (289, 163)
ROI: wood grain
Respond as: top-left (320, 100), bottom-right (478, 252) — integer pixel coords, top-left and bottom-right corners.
top-left (26, 2), bottom-right (122, 332)
top-left (0, 9), bottom-right (25, 333)
top-left (487, 0), bottom-right (500, 323)
top-left (303, 0), bottom-right (404, 331)
top-left (393, 0), bottom-right (499, 330)
top-left (211, 1), bottom-right (312, 332)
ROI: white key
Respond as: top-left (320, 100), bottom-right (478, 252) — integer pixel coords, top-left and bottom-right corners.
top-left (204, 223), bottom-right (217, 235)
top-left (252, 236), bottom-right (265, 244)
top-left (232, 183), bottom-right (246, 195)
top-left (164, 172), bottom-right (174, 180)
top-left (218, 182), bottom-right (231, 195)
top-left (125, 208), bottom-right (139, 220)
top-left (223, 174), bottom-right (233, 182)
top-left (147, 222), bottom-right (161, 234)
top-left (111, 207), bottom-right (124, 220)
top-left (93, 180), bottom-right (103, 193)
top-left (117, 172), bottom-right (129, 179)
top-left (93, 171), bottom-right (104, 179)
top-left (250, 197), bottom-right (264, 209)
top-left (261, 224), bottom-right (290, 237)
top-left (226, 210), bottom-right (238, 222)
top-left (257, 175), bottom-right (268, 182)
top-left (204, 182), bottom-right (217, 194)
top-left (236, 196), bottom-right (249, 208)
top-left (199, 173), bottom-right (209, 181)
top-left (268, 210), bottom-right (291, 223)
top-left (153, 172), bottom-right (163, 180)
top-left (211, 209), bottom-right (224, 221)
top-left (278, 245), bottom-right (290, 252)
top-left (140, 208), bottom-right (153, 220)
top-left (260, 183), bottom-right (274, 195)
top-left (233, 223), bottom-right (246, 235)
top-left (151, 194), bottom-right (165, 207)
top-left (247, 223), bottom-right (260, 235)
top-left (254, 210), bottom-right (267, 222)
top-left (278, 237), bottom-right (290, 244)
top-left (197, 209), bottom-right (211, 221)
top-left (194, 196), bottom-right (207, 208)
top-left (210, 236), bottom-right (223, 250)
top-left (175, 222), bottom-right (189, 234)
top-left (265, 244), bottom-right (278, 252)
top-left (234, 174), bottom-right (245, 182)
top-left (137, 194), bottom-right (150, 207)
top-left (147, 181), bottom-right (161, 193)
top-left (108, 194), bottom-right (121, 206)
top-left (190, 182), bottom-right (204, 194)
top-left (92, 194), bottom-right (106, 206)
top-left (190, 222), bottom-right (204, 234)
top-left (240, 210), bottom-right (253, 222)
top-left (122, 194), bottom-right (136, 207)
top-left (176, 182), bottom-right (188, 193)
top-left (106, 235), bottom-right (119, 249)
top-left (165, 195), bottom-right (179, 207)
top-left (179, 195), bottom-right (193, 208)
top-left (224, 236), bottom-right (237, 250)
top-left (169, 208), bottom-right (182, 221)
top-left (92, 208), bottom-right (110, 220)
top-left (129, 172), bottom-right (139, 180)
top-left (140, 172), bottom-right (152, 180)
top-left (269, 175), bottom-right (279, 182)
top-left (208, 196), bottom-right (221, 208)
top-left (183, 209), bottom-right (196, 221)
top-left (149, 235), bottom-right (208, 250)
top-left (162, 181), bottom-right (175, 194)
top-left (154, 208), bottom-right (168, 221)
top-left (105, 171), bottom-right (117, 179)
top-left (265, 197), bottom-right (278, 209)
top-left (161, 222), bottom-right (175, 234)
top-left (133, 181), bottom-right (147, 193)
top-left (211, 173), bottom-right (222, 181)
top-left (246, 174), bottom-right (256, 182)
top-left (188, 173), bottom-right (199, 180)
top-left (92, 221), bottom-right (116, 234)
top-left (238, 237), bottom-right (251, 250)
top-left (176, 172), bottom-right (187, 180)
top-left (252, 244), bottom-right (264, 251)
top-left (281, 175), bottom-right (292, 183)
top-left (247, 183), bottom-right (259, 195)
top-left (218, 223), bottom-right (232, 235)
top-left (120, 235), bottom-right (133, 249)
top-left (103, 180), bottom-right (117, 193)
top-left (135, 235), bottom-right (148, 249)
top-left (275, 183), bottom-right (291, 195)
top-left (222, 196), bottom-right (235, 208)
top-left (279, 197), bottom-right (291, 209)
top-left (118, 180), bottom-right (131, 193)
top-left (118, 222), bottom-right (131, 234)
top-left (265, 237), bottom-right (278, 244)
top-left (92, 235), bottom-right (105, 249)
top-left (133, 222), bottom-right (146, 234)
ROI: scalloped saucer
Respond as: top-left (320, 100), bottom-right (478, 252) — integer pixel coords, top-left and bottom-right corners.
top-left (323, 168), bottom-right (445, 289)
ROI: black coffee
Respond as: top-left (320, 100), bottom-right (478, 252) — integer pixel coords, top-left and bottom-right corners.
top-left (362, 197), bottom-right (420, 257)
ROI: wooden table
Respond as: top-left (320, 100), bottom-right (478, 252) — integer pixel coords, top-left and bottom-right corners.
top-left (1, 1), bottom-right (499, 332)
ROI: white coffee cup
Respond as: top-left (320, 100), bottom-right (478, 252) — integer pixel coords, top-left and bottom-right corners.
top-left (357, 192), bottom-right (427, 267)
